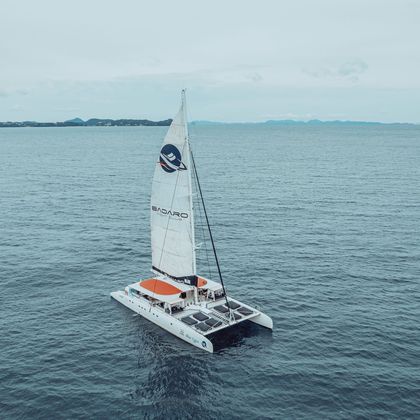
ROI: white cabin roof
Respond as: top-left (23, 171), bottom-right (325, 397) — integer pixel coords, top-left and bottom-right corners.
top-left (197, 276), bottom-right (223, 292)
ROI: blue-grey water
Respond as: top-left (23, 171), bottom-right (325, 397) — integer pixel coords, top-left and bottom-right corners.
top-left (1, 124), bottom-right (419, 419)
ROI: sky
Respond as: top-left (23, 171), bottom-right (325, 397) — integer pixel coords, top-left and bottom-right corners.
top-left (1, 0), bottom-right (419, 123)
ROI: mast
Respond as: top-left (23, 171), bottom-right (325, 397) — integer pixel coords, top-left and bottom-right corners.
top-left (182, 89), bottom-right (197, 276)
top-left (150, 90), bottom-right (196, 284)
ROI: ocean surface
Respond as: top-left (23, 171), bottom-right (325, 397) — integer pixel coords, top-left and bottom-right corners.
top-left (1, 124), bottom-right (419, 419)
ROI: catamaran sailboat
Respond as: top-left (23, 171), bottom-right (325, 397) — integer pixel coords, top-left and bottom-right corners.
top-left (111, 90), bottom-right (272, 352)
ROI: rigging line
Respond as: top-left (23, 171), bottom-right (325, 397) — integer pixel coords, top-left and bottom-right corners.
top-left (192, 157), bottom-right (213, 281)
top-left (189, 149), bottom-right (231, 310)
top-left (199, 184), bottom-right (213, 281)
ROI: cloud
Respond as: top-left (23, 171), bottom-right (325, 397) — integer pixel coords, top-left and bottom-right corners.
top-left (54, 107), bottom-right (81, 113)
top-left (0, 88), bottom-right (29, 97)
top-left (303, 59), bottom-right (368, 82)
top-left (337, 60), bottom-right (368, 78)
top-left (15, 89), bottom-right (29, 96)
top-left (245, 72), bottom-right (263, 82)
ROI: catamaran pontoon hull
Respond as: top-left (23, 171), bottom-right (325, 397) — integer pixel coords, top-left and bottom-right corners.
top-left (111, 290), bottom-right (214, 352)
top-left (111, 287), bottom-right (272, 353)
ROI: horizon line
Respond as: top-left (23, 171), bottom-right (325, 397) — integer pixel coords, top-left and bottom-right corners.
top-left (0, 117), bottom-right (419, 126)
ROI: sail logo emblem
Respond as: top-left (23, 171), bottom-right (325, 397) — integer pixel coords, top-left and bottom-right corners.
top-left (159, 144), bottom-right (187, 173)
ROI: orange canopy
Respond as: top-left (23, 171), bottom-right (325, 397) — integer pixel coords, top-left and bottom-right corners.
top-left (139, 279), bottom-right (182, 295)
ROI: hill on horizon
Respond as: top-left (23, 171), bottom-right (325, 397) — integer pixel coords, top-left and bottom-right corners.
top-left (191, 119), bottom-right (418, 126)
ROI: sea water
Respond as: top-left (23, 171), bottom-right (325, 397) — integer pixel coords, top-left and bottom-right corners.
top-left (0, 124), bottom-right (419, 418)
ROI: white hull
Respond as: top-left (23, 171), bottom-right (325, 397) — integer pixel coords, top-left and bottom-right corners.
top-left (111, 290), bottom-right (214, 352)
top-left (111, 290), bottom-right (272, 353)
top-left (248, 312), bottom-right (273, 329)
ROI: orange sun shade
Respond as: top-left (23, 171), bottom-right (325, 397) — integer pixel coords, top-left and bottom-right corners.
top-left (197, 277), bottom-right (207, 287)
top-left (139, 279), bottom-right (182, 295)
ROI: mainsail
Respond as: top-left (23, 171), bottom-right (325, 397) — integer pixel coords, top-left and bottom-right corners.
top-left (150, 91), bottom-right (196, 284)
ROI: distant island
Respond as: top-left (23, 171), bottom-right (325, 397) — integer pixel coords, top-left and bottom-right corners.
top-left (191, 119), bottom-right (418, 127)
top-left (0, 117), bottom-right (172, 128)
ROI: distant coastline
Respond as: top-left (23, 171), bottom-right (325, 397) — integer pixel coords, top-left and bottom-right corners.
top-left (0, 117), bottom-right (172, 128)
top-left (0, 117), bottom-right (418, 128)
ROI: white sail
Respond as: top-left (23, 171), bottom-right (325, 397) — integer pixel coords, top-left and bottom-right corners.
top-left (150, 91), bottom-right (196, 283)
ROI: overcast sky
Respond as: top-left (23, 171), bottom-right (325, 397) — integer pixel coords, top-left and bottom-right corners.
top-left (1, 0), bottom-right (419, 122)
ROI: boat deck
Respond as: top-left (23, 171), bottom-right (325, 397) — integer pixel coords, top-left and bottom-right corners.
top-left (111, 286), bottom-right (272, 352)
top-left (172, 298), bottom-right (260, 336)
top-left (122, 275), bottom-right (263, 338)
